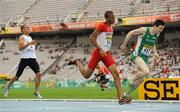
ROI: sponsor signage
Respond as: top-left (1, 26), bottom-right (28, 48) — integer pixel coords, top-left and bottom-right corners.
top-left (139, 78), bottom-right (180, 100)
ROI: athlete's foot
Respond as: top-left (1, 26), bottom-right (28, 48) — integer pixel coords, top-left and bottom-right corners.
top-left (3, 85), bottom-right (9, 97)
top-left (122, 95), bottom-right (132, 103)
top-left (68, 59), bottom-right (80, 65)
top-left (68, 60), bottom-right (77, 65)
top-left (34, 92), bottom-right (43, 99)
top-left (118, 96), bottom-right (132, 105)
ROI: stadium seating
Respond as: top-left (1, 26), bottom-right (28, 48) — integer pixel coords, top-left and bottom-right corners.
top-left (0, 0), bottom-right (35, 24)
top-left (1, 0), bottom-right (179, 25)
top-left (0, 0), bottom-right (87, 24)
top-left (80, 0), bottom-right (131, 21)
top-left (131, 0), bottom-right (180, 17)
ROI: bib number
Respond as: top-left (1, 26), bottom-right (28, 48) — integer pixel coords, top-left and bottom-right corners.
top-left (106, 39), bottom-right (112, 47)
top-left (141, 47), bottom-right (152, 56)
top-left (104, 36), bottom-right (112, 48)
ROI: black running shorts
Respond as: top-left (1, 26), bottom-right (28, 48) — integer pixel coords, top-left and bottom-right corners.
top-left (15, 58), bottom-right (40, 78)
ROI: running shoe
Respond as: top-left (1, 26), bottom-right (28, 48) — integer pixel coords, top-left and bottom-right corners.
top-left (68, 60), bottom-right (77, 65)
top-left (34, 92), bottom-right (43, 99)
top-left (3, 85), bottom-right (9, 97)
top-left (118, 96), bottom-right (132, 105)
top-left (68, 59), bottom-right (80, 65)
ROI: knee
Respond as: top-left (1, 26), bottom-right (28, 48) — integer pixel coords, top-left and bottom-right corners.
top-left (83, 70), bottom-right (93, 79)
top-left (143, 70), bottom-right (151, 76)
top-left (36, 73), bottom-right (41, 78)
top-left (84, 73), bottom-right (91, 79)
top-left (13, 76), bottom-right (19, 80)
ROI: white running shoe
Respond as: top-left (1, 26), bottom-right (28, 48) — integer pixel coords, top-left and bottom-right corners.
top-left (3, 86), bottom-right (9, 97)
top-left (34, 92), bottom-right (43, 99)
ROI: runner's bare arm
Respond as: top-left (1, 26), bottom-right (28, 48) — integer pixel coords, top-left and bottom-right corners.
top-left (18, 36), bottom-right (36, 50)
top-left (18, 36), bottom-right (28, 50)
top-left (89, 29), bottom-right (102, 50)
top-left (152, 45), bottom-right (158, 55)
top-left (122, 27), bottom-right (145, 46)
top-left (152, 45), bottom-right (160, 62)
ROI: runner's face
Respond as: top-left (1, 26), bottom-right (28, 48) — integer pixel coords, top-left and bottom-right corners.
top-left (107, 13), bottom-right (115, 24)
top-left (22, 25), bottom-right (30, 34)
top-left (155, 25), bottom-right (164, 33)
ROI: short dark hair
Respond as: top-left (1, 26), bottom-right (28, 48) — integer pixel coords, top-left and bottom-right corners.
top-left (104, 10), bottom-right (113, 19)
top-left (20, 24), bottom-right (26, 32)
top-left (153, 19), bottom-right (165, 27)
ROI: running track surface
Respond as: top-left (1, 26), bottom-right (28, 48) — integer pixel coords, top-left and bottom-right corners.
top-left (0, 99), bottom-right (179, 112)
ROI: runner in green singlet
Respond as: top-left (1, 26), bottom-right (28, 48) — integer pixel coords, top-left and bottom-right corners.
top-left (120, 19), bottom-right (165, 95)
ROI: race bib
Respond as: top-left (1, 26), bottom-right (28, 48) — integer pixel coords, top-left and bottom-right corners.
top-left (141, 46), bottom-right (152, 56)
top-left (105, 39), bottom-right (112, 48)
top-left (105, 36), bottom-right (112, 48)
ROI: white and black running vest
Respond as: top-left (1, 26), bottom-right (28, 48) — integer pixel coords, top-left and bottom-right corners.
top-left (20, 35), bottom-right (36, 59)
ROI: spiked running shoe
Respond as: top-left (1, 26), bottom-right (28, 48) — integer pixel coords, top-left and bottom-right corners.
top-left (67, 60), bottom-right (77, 65)
top-left (3, 85), bottom-right (9, 97)
top-left (34, 92), bottom-right (43, 99)
top-left (118, 96), bottom-right (132, 105)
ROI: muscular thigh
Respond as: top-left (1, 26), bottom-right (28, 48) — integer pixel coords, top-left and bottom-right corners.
top-left (88, 48), bottom-right (100, 70)
top-left (134, 56), bottom-right (149, 73)
top-left (15, 59), bottom-right (28, 78)
top-left (28, 59), bottom-right (40, 74)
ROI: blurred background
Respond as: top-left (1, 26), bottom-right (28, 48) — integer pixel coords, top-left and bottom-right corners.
top-left (0, 0), bottom-right (179, 99)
